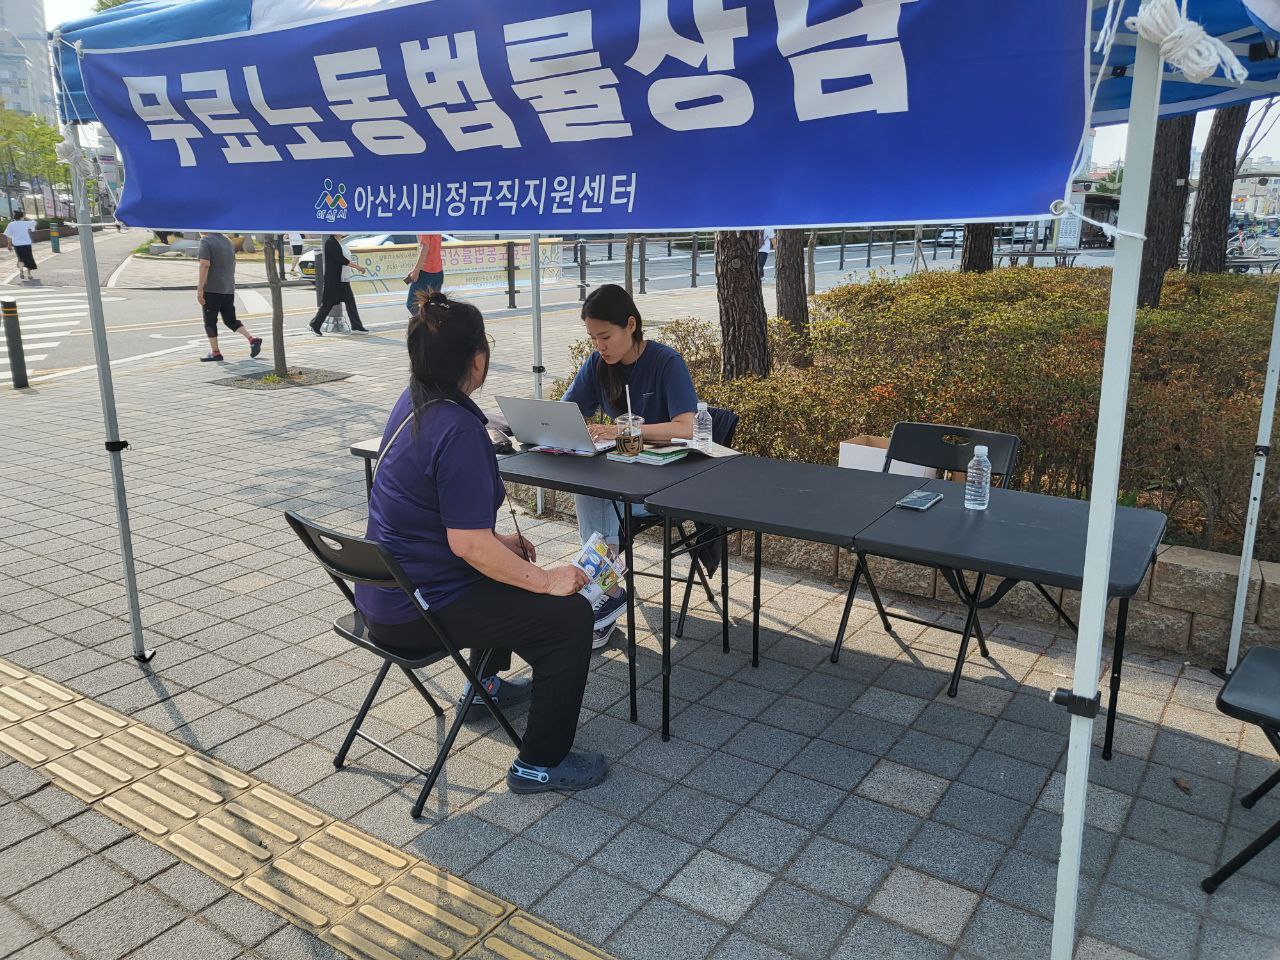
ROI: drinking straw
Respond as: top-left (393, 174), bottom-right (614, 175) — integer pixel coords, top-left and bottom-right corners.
top-left (626, 385), bottom-right (633, 420)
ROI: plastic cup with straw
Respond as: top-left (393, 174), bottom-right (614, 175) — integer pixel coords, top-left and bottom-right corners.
top-left (618, 386), bottom-right (643, 457)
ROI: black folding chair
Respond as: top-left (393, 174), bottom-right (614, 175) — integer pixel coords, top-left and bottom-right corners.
top-left (1202, 646), bottom-right (1280, 893)
top-left (832, 422), bottom-right (1068, 696)
top-left (618, 407), bottom-right (740, 640)
top-left (285, 511), bottom-right (522, 819)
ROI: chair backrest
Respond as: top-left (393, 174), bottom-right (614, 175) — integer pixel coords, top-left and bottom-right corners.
top-left (709, 407), bottom-right (740, 447)
top-left (285, 511), bottom-right (417, 604)
top-left (884, 422), bottom-right (1020, 487)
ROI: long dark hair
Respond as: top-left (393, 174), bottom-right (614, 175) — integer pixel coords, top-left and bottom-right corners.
top-left (407, 291), bottom-right (489, 417)
top-left (582, 283), bottom-right (642, 412)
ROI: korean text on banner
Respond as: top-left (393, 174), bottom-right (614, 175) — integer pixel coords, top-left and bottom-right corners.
top-left (79, 0), bottom-right (1087, 232)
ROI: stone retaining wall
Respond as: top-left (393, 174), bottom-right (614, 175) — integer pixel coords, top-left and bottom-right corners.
top-left (508, 483), bottom-right (1279, 668)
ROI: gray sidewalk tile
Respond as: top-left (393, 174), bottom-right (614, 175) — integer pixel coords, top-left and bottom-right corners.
top-left (833, 916), bottom-right (948, 960)
top-left (868, 866), bottom-right (980, 946)
top-left (739, 881), bottom-right (856, 957)
top-left (749, 770), bottom-right (845, 830)
top-left (823, 794), bottom-right (922, 859)
top-left (1087, 884), bottom-right (1201, 960)
top-left (409, 812), bottom-right (512, 874)
top-left (593, 823), bottom-right (697, 893)
top-left (201, 892), bottom-right (287, 948)
top-left (1016, 810), bottom-right (1116, 879)
top-left (784, 835), bottom-right (889, 908)
top-left (721, 721), bottom-right (810, 768)
top-left (150, 863), bottom-right (232, 912)
top-left (606, 898), bottom-right (729, 960)
top-left (683, 752), bottom-right (774, 805)
top-left (1106, 838), bottom-right (1210, 914)
top-left (8, 858), bottom-right (135, 930)
top-left (958, 899), bottom-right (1054, 960)
top-left (663, 850), bottom-right (771, 924)
top-left (0, 902), bottom-right (41, 957)
top-left (639, 785), bottom-right (737, 845)
top-left (856, 759), bottom-right (950, 817)
top-left (55, 886), bottom-right (185, 960)
top-left (573, 763), bottom-right (668, 820)
top-left (0, 831), bottom-right (88, 899)
top-left (468, 837), bottom-right (576, 909)
top-left (887, 729), bottom-right (974, 780)
top-left (100, 835), bottom-right (179, 883)
top-left (934, 782), bottom-right (1032, 842)
top-left (525, 797), bottom-right (626, 861)
top-left (127, 918), bottom-right (242, 960)
top-left (708, 808), bottom-right (808, 871)
top-left (785, 740), bottom-right (877, 790)
top-left (709, 933), bottom-right (790, 960)
top-left (960, 751), bottom-right (1054, 805)
top-left (537, 865), bottom-right (648, 944)
top-left (1123, 798), bottom-right (1226, 864)
top-left (899, 821), bottom-right (1007, 890)
top-left (1197, 921), bottom-right (1280, 960)
top-left (1206, 872), bottom-right (1280, 939)
top-left (254, 926), bottom-right (343, 960)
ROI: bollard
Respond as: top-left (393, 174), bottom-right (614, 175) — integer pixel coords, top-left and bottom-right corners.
top-left (607, 237), bottom-right (614, 261)
top-left (3, 299), bottom-right (27, 389)
top-left (838, 230), bottom-right (846, 271)
top-left (638, 236), bottom-right (647, 295)
top-left (690, 232), bottom-right (699, 288)
top-left (866, 229), bottom-right (873, 267)
top-left (890, 228), bottom-right (898, 265)
top-left (667, 237), bottom-right (672, 257)
top-left (807, 232), bottom-right (817, 293)
top-left (506, 241), bottom-right (517, 309)
top-left (49, 225), bottom-right (60, 254)
top-left (932, 232), bottom-right (939, 261)
top-left (578, 241), bottom-right (588, 301)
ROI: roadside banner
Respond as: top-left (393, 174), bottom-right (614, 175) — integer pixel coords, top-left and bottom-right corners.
top-left (77, 0), bottom-right (1087, 231)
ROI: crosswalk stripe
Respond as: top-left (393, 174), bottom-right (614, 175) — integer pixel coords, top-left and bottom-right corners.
top-left (8, 331), bottom-right (66, 340)
top-left (4, 311), bottom-right (85, 321)
top-left (0, 354), bottom-right (47, 364)
top-left (21, 321), bottom-right (80, 330)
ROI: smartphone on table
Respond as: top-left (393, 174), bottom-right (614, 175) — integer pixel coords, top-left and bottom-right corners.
top-left (896, 490), bottom-right (943, 511)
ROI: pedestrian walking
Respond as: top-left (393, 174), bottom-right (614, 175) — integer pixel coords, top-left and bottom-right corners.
top-left (5, 211), bottom-right (38, 281)
top-left (287, 232), bottom-right (305, 276)
top-left (310, 234), bottom-right (369, 335)
top-left (405, 233), bottom-right (445, 316)
top-left (196, 231), bottom-right (262, 362)
top-left (758, 227), bottom-right (775, 281)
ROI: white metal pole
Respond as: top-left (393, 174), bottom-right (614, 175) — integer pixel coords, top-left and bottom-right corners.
top-left (1050, 36), bottom-right (1164, 960)
top-left (530, 233), bottom-right (544, 514)
top-left (1225, 295), bottom-right (1280, 672)
top-left (70, 125), bottom-right (152, 663)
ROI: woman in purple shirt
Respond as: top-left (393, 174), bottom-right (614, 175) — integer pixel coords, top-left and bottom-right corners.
top-left (356, 292), bottom-right (604, 795)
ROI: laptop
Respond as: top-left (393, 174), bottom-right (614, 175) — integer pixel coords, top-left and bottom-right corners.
top-left (495, 396), bottom-right (614, 456)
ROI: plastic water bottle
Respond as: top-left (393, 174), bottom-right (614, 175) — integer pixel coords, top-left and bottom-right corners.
top-left (964, 445), bottom-right (992, 511)
top-left (693, 402), bottom-right (713, 453)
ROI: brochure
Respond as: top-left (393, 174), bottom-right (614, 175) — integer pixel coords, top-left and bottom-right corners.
top-left (573, 533), bottom-right (627, 607)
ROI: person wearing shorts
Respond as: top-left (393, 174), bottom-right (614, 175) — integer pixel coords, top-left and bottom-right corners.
top-left (406, 233), bottom-right (444, 316)
top-left (5, 211), bottom-right (37, 281)
top-left (287, 232), bottom-right (305, 276)
top-left (197, 232), bottom-right (262, 362)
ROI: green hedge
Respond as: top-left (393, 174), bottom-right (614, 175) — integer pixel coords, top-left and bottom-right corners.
top-left (555, 268), bottom-right (1280, 560)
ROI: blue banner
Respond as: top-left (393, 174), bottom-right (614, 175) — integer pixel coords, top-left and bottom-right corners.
top-left (80, 0), bottom-right (1087, 232)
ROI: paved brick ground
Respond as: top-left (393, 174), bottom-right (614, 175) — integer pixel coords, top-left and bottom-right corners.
top-left (0, 284), bottom-right (1276, 960)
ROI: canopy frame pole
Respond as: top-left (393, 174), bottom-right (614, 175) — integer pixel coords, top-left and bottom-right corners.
top-left (1050, 33), bottom-right (1163, 960)
top-left (69, 125), bottom-right (152, 664)
top-left (1225, 293), bottom-right (1280, 674)
top-left (530, 233), bottom-right (545, 515)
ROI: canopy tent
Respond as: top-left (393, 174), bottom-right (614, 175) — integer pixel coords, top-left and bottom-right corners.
top-left (47, 3), bottom-right (1277, 960)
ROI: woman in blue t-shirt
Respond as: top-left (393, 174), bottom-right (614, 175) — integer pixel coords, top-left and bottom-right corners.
top-left (563, 284), bottom-right (699, 645)
top-left (355, 292), bottom-right (605, 795)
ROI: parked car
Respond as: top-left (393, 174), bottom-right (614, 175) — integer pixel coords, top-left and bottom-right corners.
top-left (297, 233), bottom-right (459, 278)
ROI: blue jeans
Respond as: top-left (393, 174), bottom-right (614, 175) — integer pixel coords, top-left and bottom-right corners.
top-left (407, 271), bottom-right (444, 314)
top-left (575, 494), bottom-right (650, 547)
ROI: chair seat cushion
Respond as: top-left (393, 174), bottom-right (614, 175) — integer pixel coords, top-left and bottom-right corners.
top-left (1219, 647), bottom-right (1280, 729)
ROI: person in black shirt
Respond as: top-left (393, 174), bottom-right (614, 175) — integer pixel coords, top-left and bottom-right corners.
top-left (310, 234), bottom-right (368, 335)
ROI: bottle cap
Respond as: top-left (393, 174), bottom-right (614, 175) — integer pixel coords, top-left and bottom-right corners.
top-left (697, 401), bottom-right (708, 411)
top-left (975, 445), bottom-right (988, 456)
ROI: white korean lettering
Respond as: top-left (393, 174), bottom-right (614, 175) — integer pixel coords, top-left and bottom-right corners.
top-left (124, 76), bottom-right (202, 167)
top-left (610, 173), bottom-right (637, 213)
top-left (243, 65), bottom-right (353, 160)
top-left (578, 174), bottom-right (604, 214)
top-left (315, 48), bottom-right (426, 155)
top-left (181, 70), bottom-right (281, 163)
top-left (469, 181), bottom-right (494, 216)
top-left (773, 0), bottom-right (913, 120)
top-left (401, 33), bottom-right (521, 150)
top-left (445, 181), bottom-right (468, 217)
top-left (505, 12), bottom-right (632, 142)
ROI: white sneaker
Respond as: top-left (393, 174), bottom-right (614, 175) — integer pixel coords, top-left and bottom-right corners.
top-left (592, 622), bottom-right (617, 650)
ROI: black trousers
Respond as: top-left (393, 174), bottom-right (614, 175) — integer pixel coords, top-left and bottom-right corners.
top-left (202, 292), bottom-right (241, 336)
top-left (370, 579), bottom-right (593, 768)
top-left (312, 283), bottom-right (363, 329)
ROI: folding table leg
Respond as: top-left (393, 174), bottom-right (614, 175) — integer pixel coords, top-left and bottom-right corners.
top-left (861, 554), bottom-right (894, 633)
top-left (721, 530), bottom-right (730, 653)
top-left (675, 563), bottom-right (697, 639)
top-left (947, 588), bottom-right (983, 698)
top-left (1102, 598), bottom-right (1128, 761)
top-left (364, 460), bottom-right (374, 500)
top-left (1202, 817), bottom-right (1280, 893)
top-left (335, 659), bottom-right (392, 768)
top-left (662, 516), bottom-right (673, 742)
top-left (831, 554), bottom-right (866, 664)
top-left (752, 530), bottom-right (762, 668)
top-left (625, 502), bottom-right (638, 724)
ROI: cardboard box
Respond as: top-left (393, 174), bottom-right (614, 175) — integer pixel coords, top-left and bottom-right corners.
top-left (838, 435), bottom-right (938, 477)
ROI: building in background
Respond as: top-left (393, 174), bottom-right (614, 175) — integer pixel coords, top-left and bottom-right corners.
top-left (0, 0), bottom-right (55, 122)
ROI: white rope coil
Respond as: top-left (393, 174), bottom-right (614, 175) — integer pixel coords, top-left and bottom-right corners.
top-left (56, 138), bottom-right (93, 181)
top-left (1126, 0), bottom-right (1249, 84)
top-left (1049, 199), bottom-right (1146, 243)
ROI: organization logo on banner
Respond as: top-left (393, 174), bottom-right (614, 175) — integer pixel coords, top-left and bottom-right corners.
top-left (314, 178), bottom-right (348, 223)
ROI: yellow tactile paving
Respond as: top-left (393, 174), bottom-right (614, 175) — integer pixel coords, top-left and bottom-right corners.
top-left (324, 863), bottom-right (512, 960)
top-left (0, 657), bottom-right (616, 960)
top-left (44, 723), bottom-right (186, 801)
top-left (166, 783), bottom-right (329, 884)
top-left (98, 753), bottom-right (255, 840)
top-left (464, 913), bottom-right (615, 960)
top-left (0, 700), bottom-right (130, 765)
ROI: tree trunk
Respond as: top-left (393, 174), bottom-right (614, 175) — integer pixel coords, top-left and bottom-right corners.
top-left (1138, 114), bottom-right (1195, 307)
top-left (774, 228), bottom-right (809, 360)
top-left (263, 236), bottom-right (287, 378)
top-left (624, 233), bottom-right (635, 294)
top-left (715, 230), bottom-right (770, 379)
top-left (961, 223), bottom-right (995, 272)
top-left (1187, 103), bottom-right (1249, 274)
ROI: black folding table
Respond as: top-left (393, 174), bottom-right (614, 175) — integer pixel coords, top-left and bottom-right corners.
top-left (498, 450), bottom-right (731, 721)
top-left (855, 478), bottom-right (1167, 759)
top-left (644, 457), bottom-right (931, 739)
